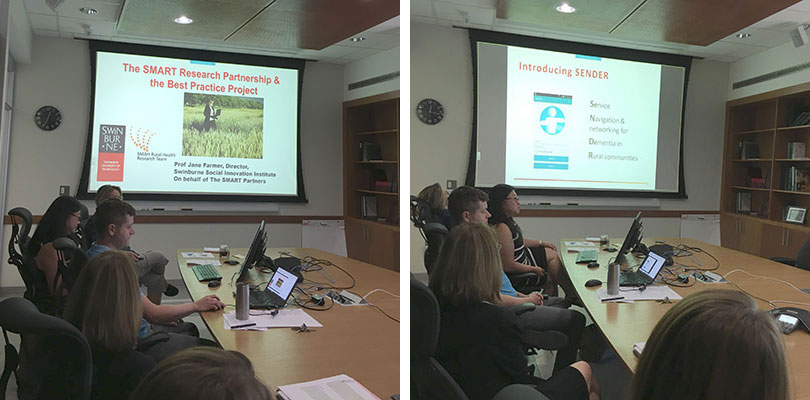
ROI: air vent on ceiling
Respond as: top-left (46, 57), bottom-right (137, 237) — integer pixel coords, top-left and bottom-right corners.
top-left (733, 61), bottom-right (810, 90)
top-left (348, 71), bottom-right (399, 91)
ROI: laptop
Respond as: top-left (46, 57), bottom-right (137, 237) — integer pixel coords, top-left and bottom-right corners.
top-left (619, 250), bottom-right (666, 287)
top-left (249, 266), bottom-right (300, 309)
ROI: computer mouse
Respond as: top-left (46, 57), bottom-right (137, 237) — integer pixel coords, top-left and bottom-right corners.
top-left (587, 262), bottom-right (599, 268)
top-left (223, 259), bottom-right (239, 265)
top-left (208, 280), bottom-right (221, 288)
top-left (585, 279), bottom-right (602, 288)
top-left (605, 247), bottom-right (618, 252)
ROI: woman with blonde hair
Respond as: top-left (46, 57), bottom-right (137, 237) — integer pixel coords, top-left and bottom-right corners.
top-left (430, 222), bottom-right (600, 400)
top-left (130, 347), bottom-right (273, 400)
top-left (63, 251), bottom-right (155, 399)
top-left (417, 182), bottom-right (452, 229)
top-left (631, 289), bottom-right (789, 400)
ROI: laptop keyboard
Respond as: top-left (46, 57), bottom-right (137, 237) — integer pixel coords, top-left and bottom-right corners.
top-left (576, 249), bottom-right (599, 263)
top-left (192, 264), bottom-right (222, 281)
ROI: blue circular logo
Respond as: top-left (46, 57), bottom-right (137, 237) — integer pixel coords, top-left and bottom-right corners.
top-left (540, 106), bottom-right (565, 135)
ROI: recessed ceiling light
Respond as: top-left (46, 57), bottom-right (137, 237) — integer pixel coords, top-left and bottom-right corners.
top-left (79, 7), bottom-right (97, 15)
top-left (174, 16), bottom-right (193, 24)
top-left (556, 3), bottom-right (576, 13)
top-left (350, 37), bottom-right (366, 42)
top-left (736, 32), bottom-right (751, 39)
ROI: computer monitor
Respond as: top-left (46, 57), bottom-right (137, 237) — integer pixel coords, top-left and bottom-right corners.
top-left (615, 212), bottom-right (643, 270)
top-left (236, 220), bottom-right (266, 283)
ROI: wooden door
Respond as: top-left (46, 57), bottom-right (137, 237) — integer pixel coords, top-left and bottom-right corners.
top-left (345, 218), bottom-right (369, 263)
top-left (368, 225), bottom-right (399, 271)
top-left (761, 224), bottom-right (810, 259)
top-left (720, 214), bottom-right (741, 250)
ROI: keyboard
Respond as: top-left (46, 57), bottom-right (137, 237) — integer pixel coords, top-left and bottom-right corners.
top-left (191, 264), bottom-right (222, 281)
top-left (575, 249), bottom-right (599, 263)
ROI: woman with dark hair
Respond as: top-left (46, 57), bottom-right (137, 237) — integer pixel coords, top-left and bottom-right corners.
top-left (488, 184), bottom-right (576, 300)
top-left (417, 182), bottom-right (452, 229)
top-left (631, 289), bottom-right (789, 400)
top-left (63, 251), bottom-right (156, 399)
top-left (28, 195), bottom-right (83, 294)
top-left (431, 223), bottom-right (600, 400)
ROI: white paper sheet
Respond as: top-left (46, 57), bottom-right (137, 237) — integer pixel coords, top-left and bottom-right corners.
top-left (277, 374), bottom-right (379, 400)
top-left (222, 309), bottom-right (323, 330)
top-left (181, 252), bottom-right (215, 258)
top-left (595, 285), bottom-right (682, 302)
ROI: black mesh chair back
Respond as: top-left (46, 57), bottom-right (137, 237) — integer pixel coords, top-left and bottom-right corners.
top-left (423, 222), bottom-right (449, 275)
top-left (6, 208), bottom-right (41, 302)
top-left (410, 276), bottom-right (469, 400)
top-left (0, 297), bottom-right (92, 400)
top-left (51, 237), bottom-right (88, 295)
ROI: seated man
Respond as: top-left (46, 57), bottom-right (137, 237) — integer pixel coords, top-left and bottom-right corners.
top-left (87, 198), bottom-right (225, 361)
top-left (447, 185), bottom-right (585, 372)
top-left (85, 184), bottom-right (178, 304)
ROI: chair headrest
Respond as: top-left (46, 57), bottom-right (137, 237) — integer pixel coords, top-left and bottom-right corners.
top-left (8, 207), bottom-right (33, 239)
top-left (411, 276), bottom-right (440, 357)
top-left (0, 297), bottom-right (86, 342)
top-left (79, 203), bottom-right (89, 221)
top-left (410, 196), bottom-right (433, 229)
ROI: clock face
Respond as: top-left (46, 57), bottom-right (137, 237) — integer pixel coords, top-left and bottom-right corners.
top-left (34, 105), bottom-right (62, 131)
top-left (416, 98), bottom-right (444, 125)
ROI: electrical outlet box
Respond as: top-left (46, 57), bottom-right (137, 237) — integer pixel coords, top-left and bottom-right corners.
top-left (446, 180), bottom-right (457, 190)
top-left (59, 185), bottom-right (70, 195)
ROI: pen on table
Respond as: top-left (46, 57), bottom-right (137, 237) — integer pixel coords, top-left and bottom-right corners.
top-left (601, 296), bottom-right (624, 302)
top-left (231, 323), bottom-right (256, 329)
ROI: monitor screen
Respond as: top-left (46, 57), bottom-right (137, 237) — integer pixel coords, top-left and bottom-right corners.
top-left (616, 212), bottom-right (642, 268)
top-left (264, 266), bottom-right (298, 300)
top-left (237, 220), bottom-right (266, 283)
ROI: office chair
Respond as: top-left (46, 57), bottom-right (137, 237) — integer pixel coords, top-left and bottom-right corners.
top-left (0, 297), bottom-right (92, 400)
top-left (7, 208), bottom-right (36, 298)
top-left (772, 238), bottom-right (810, 271)
top-left (51, 237), bottom-right (88, 295)
top-left (411, 196), bottom-right (450, 274)
top-left (410, 276), bottom-right (549, 400)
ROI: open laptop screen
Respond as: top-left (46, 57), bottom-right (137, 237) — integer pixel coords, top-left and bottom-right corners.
top-left (638, 251), bottom-right (666, 280)
top-left (265, 267), bottom-right (298, 299)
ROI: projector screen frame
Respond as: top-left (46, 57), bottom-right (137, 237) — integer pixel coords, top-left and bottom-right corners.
top-left (77, 40), bottom-right (308, 203)
top-left (466, 29), bottom-right (691, 199)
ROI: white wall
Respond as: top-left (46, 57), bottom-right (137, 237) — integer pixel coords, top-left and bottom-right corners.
top-left (409, 24), bottom-right (729, 273)
top-left (1, 36), bottom-right (347, 287)
top-left (344, 46), bottom-right (400, 101)
top-left (728, 41), bottom-right (810, 101)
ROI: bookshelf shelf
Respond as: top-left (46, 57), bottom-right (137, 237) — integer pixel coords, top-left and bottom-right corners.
top-left (356, 129), bottom-right (398, 136)
top-left (722, 83), bottom-right (810, 258)
top-left (735, 128), bottom-right (775, 135)
top-left (731, 186), bottom-right (769, 192)
top-left (355, 161), bottom-right (399, 165)
top-left (354, 189), bottom-right (398, 196)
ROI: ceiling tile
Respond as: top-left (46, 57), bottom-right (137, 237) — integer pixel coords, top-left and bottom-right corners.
top-left (789, 0), bottom-right (810, 13)
top-left (28, 13), bottom-right (58, 30)
top-left (412, 15), bottom-right (438, 25)
top-left (58, 18), bottom-right (118, 36)
top-left (750, 8), bottom-right (810, 31)
top-left (722, 27), bottom-right (792, 48)
top-left (434, 2), bottom-right (494, 25)
top-left (412, 0), bottom-right (435, 17)
top-left (24, 0), bottom-right (55, 15)
top-left (57, 2), bottom-right (120, 22)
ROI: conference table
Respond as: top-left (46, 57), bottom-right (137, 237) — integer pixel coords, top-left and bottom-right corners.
top-left (177, 247), bottom-right (400, 398)
top-left (560, 238), bottom-right (810, 399)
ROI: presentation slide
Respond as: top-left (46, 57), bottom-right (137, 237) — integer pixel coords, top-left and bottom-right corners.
top-left (475, 39), bottom-right (686, 195)
top-left (87, 50), bottom-right (300, 197)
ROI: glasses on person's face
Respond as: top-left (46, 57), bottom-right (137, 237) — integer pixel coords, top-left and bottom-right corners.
top-left (506, 196), bottom-right (519, 202)
top-left (71, 212), bottom-right (82, 219)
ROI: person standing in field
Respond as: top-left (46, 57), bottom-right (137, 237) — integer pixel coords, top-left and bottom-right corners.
top-left (202, 98), bottom-right (218, 132)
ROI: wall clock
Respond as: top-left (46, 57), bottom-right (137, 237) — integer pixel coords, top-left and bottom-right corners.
top-left (416, 98), bottom-right (444, 125)
top-left (34, 105), bottom-right (62, 131)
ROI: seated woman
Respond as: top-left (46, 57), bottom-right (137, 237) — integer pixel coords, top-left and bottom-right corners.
top-left (27, 195), bottom-right (83, 295)
top-left (631, 289), bottom-right (788, 400)
top-left (63, 251), bottom-right (156, 399)
top-left (130, 347), bottom-right (273, 399)
top-left (488, 184), bottom-right (576, 300)
top-left (417, 182), bottom-right (452, 229)
top-left (430, 222), bottom-right (599, 400)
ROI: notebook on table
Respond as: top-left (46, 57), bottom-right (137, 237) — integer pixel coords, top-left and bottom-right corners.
top-left (250, 266), bottom-right (300, 309)
top-left (619, 251), bottom-right (666, 287)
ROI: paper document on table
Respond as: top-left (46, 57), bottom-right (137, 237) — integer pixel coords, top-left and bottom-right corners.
top-left (223, 309), bottom-right (322, 329)
top-left (565, 241), bottom-right (597, 248)
top-left (276, 374), bottom-right (380, 400)
top-left (633, 341), bottom-right (646, 357)
top-left (203, 247), bottom-right (220, 253)
top-left (186, 259), bottom-right (221, 266)
top-left (595, 286), bottom-right (682, 302)
top-left (181, 252), bottom-right (215, 258)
